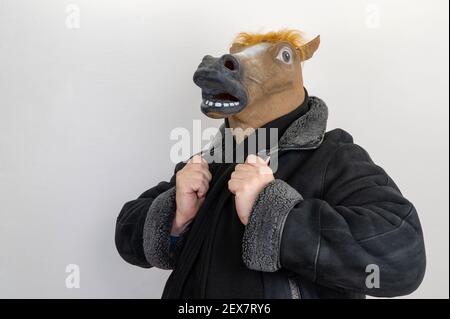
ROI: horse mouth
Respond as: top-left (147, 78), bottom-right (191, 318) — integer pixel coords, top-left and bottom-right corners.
top-left (202, 92), bottom-right (241, 108)
top-left (200, 88), bottom-right (247, 116)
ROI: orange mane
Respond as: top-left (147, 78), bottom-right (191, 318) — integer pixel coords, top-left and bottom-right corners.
top-left (232, 29), bottom-right (307, 54)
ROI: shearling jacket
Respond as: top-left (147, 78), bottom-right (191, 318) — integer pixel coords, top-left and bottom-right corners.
top-left (115, 96), bottom-right (426, 299)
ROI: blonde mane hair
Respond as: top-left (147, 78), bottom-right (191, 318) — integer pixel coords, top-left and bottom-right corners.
top-left (232, 29), bottom-right (307, 55)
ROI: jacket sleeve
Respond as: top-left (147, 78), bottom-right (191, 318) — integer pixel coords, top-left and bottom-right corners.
top-left (242, 144), bottom-right (426, 297)
top-left (115, 162), bottom-right (188, 269)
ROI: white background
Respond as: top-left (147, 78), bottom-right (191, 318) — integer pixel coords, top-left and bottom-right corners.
top-left (0, 0), bottom-right (448, 298)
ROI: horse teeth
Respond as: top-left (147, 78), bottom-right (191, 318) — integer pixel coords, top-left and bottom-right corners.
top-left (204, 99), bottom-right (241, 108)
top-left (203, 99), bottom-right (241, 108)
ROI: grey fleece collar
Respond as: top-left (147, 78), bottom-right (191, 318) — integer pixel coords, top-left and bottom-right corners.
top-left (205, 96), bottom-right (328, 153)
top-left (278, 96), bottom-right (329, 150)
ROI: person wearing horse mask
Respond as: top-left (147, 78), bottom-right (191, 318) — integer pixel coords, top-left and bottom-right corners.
top-left (115, 30), bottom-right (426, 299)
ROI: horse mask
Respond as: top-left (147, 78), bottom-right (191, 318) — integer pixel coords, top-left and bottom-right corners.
top-left (193, 30), bottom-right (320, 134)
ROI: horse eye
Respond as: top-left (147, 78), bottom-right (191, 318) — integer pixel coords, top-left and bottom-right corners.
top-left (276, 47), bottom-right (293, 64)
top-left (282, 50), bottom-right (291, 63)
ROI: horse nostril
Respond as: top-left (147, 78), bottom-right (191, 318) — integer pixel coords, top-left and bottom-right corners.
top-left (223, 55), bottom-right (239, 71)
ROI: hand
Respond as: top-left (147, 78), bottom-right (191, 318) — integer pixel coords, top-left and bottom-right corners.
top-left (173, 155), bottom-right (212, 235)
top-left (228, 154), bottom-right (275, 225)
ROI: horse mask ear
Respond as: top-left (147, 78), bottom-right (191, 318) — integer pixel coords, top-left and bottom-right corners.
top-left (299, 35), bottom-right (320, 61)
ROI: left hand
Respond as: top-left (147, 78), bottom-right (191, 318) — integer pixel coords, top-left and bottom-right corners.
top-left (228, 154), bottom-right (275, 225)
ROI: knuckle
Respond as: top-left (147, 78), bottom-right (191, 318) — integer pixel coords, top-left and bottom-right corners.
top-left (194, 172), bottom-right (205, 180)
top-left (191, 155), bottom-right (202, 163)
top-left (246, 154), bottom-right (257, 163)
top-left (176, 170), bottom-right (185, 180)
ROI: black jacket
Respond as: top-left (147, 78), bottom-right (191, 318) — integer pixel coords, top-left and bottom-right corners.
top-left (115, 96), bottom-right (426, 298)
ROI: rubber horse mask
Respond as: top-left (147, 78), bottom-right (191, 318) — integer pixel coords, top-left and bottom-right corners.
top-left (193, 30), bottom-right (320, 142)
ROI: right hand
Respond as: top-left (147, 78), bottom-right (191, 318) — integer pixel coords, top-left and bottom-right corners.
top-left (172, 155), bottom-right (212, 235)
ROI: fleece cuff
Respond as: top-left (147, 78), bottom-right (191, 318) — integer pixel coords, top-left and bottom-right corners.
top-left (143, 187), bottom-right (178, 269)
top-left (242, 179), bottom-right (303, 272)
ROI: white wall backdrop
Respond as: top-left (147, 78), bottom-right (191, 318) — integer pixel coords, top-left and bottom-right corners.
top-left (0, 0), bottom-right (448, 298)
